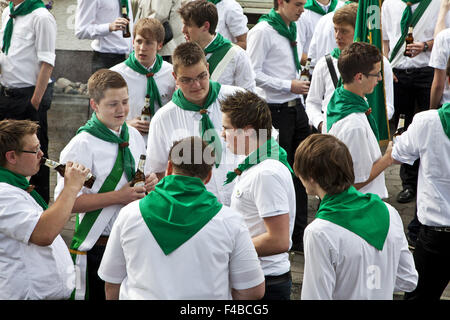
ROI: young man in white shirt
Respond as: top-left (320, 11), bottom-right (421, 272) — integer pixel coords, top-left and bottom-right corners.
top-left (429, 27), bottom-right (450, 108)
top-left (392, 58), bottom-right (450, 300)
top-left (247, 0), bottom-right (311, 252)
top-left (98, 136), bottom-right (265, 300)
top-left (111, 18), bottom-right (176, 142)
top-left (327, 42), bottom-right (392, 198)
top-left (0, 0), bottom-right (56, 203)
top-left (221, 90), bottom-right (296, 300)
top-left (55, 70), bottom-right (158, 300)
top-left (0, 119), bottom-right (90, 299)
top-left (178, 0), bottom-right (256, 92)
top-left (211, 0), bottom-right (248, 49)
top-left (145, 42), bottom-right (243, 206)
top-left (75, 0), bottom-right (134, 73)
top-left (294, 133), bottom-right (417, 300)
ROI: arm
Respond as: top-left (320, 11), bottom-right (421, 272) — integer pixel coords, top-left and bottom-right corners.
top-left (382, 40), bottom-right (390, 59)
top-left (252, 214), bottom-right (290, 257)
top-left (434, 0), bottom-right (450, 38)
top-left (105, 282), bottom-right (121, 300)
top-left (29, 163), bottom-right (90, 246)
top-left (429, 68), bottom-right (446, 109)
top-left (234, 33), bottom-right (247, 50)
top-left (231, 282), bottom-right (265, 300)
top-left (30, 62), bottom-right (53, 110)
top-left (305, 59), bottom-right (328, 130)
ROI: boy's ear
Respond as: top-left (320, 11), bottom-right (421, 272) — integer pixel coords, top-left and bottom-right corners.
top-left (90, 98), bottom-right (99, 113)
top-left (157, 42), bottom-right (164, 51)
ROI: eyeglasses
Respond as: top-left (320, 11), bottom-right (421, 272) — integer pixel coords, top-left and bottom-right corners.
top-left (18, 145), bottom-right (41, 155)
top-left (178, 71), bottom-right (209, 85)
top-left (364, 71), bottom-right (382, 78)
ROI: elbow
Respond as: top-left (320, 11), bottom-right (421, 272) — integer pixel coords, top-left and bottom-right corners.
top-left (30, 233), bottom-right (56, 247)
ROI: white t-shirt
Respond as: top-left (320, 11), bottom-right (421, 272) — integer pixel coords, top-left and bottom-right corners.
top-left (328, 112), bottom-right (388, 199)
top-left (0, 184), bottom-right (75, 299)
top-left (392, 110), bottom-right (450, 227)
top-left (0, 6), bottom-right (56, 88)
top-left (98, 200), bottom-right (264, 299)
top-left (301, 203), bottom-right (418, 300)
top-left (428, 28), bottom-right (450, 105)
top-left (215, 0), bottom-right (248, 44)
top-left (55, 126), bottom-right (146, 240)
top-left (75, 0), bottom-right (133, 54)
top-left (145, 84), bottom-right (243, 206)
top-left (230, 159), bottom-right (296, 276)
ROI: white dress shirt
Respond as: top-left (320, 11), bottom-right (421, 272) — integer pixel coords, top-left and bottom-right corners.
top-left (215, 0), bottom-right (248, 44)
top-left (307, 11), bottom-right (336, 69)
top-left (392, 110), bottom-right (450, 227)
top-left (0, 183), bottom-right (75, 300)
top-left (328, 112), bottom-right (388, 199)
top-left (247, 20), bottom-right (302, 103)
top-left (0, 6), bottom-right (56, 88)
top-left (145, 84), bottom-right (243, 206)
top-left (98, 201), bottom-right (264, 299)
top-left (429, 28), bottom-right (450, 105)
top-left (301, 203), bottom-right (418, 300)
top-left (75, 0), bottom-right (133, 54)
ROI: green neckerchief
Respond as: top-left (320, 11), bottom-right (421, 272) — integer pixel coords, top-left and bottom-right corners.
top-left (204, 33), bottom-right (233, 76)
top-left (120, 0), bottom-right (129, 15)
top-left (224, 137), bottom-right (293, 185)
top-left (0, 166), bottom-right (48, 210)
top-left (77, 112), bottom-right (135, 181)
top-left (305, 0), bottom-right (338, 16)
top-left (316, 186), bottom-right (390, 251)
top-left (139, 175), bottom-right (222, 255)
top-left (438, 103), bottom-right (450, 139)
top-left (124, 52), bottom-right (163, 116)
top-left (207, 0), bottom-right (222, 4)
top-left (2, 0), bottom-right (46, 55)
top-left (327, 86), bottom-right (380, 140)
top-left (389, 0), bottom-right (432, 63)
top-left (171, 81), bottom-right (222, 167)
top-left (259, 8), bottom-right (301, 72)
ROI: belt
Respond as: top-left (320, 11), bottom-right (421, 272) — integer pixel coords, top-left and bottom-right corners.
top-left (393, 66), bottom-right (433, 75)
top-left (95, 235), bottom-right (109, 246)
top-left (268, 99), bottom-right (299, 108)
top-left (424, 225), bottom-right (450, 233)
top-left (265, 271), bottom-right (291, 286)
top-left (0, 85), bottom-right (34, 98)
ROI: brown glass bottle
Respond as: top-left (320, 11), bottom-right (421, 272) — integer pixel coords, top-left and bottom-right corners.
top-left (404, 27), bottom-right (414, 57)
top-left (393, 114), bottom-right (406, 143)
top-left (122, 6), bottom-right (131, 38)
top-left (41, 157), bottom-right (96, 188)
top-left (130, 154), bottom-right (146, 188)
top-left (141, 95), bottom-right (152, 122)
top-left (300, 58), bottom-right (312, 81)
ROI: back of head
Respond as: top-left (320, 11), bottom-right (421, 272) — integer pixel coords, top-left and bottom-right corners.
top-left (178, 0), bottom-right (218, 35)
top-left (133, 17), bottom-right (165, 44)
top-left (0, 119), bottom-right (39, 167)
top-left (294, 134), bottom-right (354, 195)
top-left (169, 136), bottom-right (215, 181)
top-left (333, 2), bottom-right (358, 29)
top-left (172, 42), bottom-right (207, 74)
top-left (338, 42), bottom-right (382, 84)
top-left (220, 90), bottom-right (272, 138)
top-left (87, 69), bottom-right (128, 104)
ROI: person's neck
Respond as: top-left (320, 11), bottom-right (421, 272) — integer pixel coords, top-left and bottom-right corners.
top-left (12, 0), bottom-right (25, 7)
top-left (317, 0), bottom-right (331, 6)
top-left (275, 10), bottom-right (292, 26)
top-left (198, 33), bottom-right (215, 50)
top-left (343, 83), bottom-right (365, 99)
top-left (136, 53), bottom-right (156, 69)
top-left (244, 136), bottom-right (266, 156)
top-left (317, 189), bottom-right (327, 200)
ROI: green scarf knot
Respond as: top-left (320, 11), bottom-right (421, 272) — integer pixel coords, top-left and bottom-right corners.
top-left (305, 0), bottom-right (339, 16)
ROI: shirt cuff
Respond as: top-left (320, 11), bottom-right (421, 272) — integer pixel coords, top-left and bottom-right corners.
top-left (37, 51), bottom-right (55, 66)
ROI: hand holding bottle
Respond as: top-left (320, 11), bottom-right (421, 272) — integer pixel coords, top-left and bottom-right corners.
top-left (63, 161), bottom-right (92, 193)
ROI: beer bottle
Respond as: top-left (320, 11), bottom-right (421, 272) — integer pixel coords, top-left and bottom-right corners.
top-left (404, 27), bottom-right (414, 57)
top-left (122, 5), bottom-right (131, 38)
top-left (300, 58), bottom-right (312, 82)
top-left (141, 95), bottom-right (152, 122)
top-left (393, 114), bottom-right (406, 143)
top-left (41, 157), bottom-right (96, 189)
top-left (130, 154), bottom-right (146, 188)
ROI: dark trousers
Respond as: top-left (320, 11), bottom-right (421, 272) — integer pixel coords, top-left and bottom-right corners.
top-left (404, 226), bottom-right (450, 300)
top-left (262, 271), bottom-right (292, 300)
top-left (0, 83), bottom-right (53, 203)
top-left (86, 244), bottom-right (107, 300)
top-left (268, 100), bottom-right (311, 246)
top-left (92, 51), bottom-right (127, 74)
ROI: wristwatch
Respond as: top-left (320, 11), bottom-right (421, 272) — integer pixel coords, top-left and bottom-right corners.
top-left (423, 42), bottom-right (429, 52)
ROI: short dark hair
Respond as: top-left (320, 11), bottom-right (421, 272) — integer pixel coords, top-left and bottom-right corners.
top-left (274, 0), bottom-right (290, 10)
top-left (88, 69), bottom-right (128, 103)
top-left (172, 42), bottom-right (208, 74)
top-left (220, 90), bottom-right (272, 138)
top-left (294, 134), bottom-right (354, 195)
top-left (133, 18), bottom-right (165, 44)
top-left (338, 42), bottom-right (382, 84)
top-left (178, 0), bottom-right (218, 35)
top-left (168, 136), bottom-right (215, 180)
top-left (0, 119), bottom-right (39, 166)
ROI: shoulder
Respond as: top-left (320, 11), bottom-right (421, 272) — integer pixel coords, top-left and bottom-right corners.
top-left (218, 84), bottom-right (245, 97)
top-left (32, 7), bottom-right (56, 24)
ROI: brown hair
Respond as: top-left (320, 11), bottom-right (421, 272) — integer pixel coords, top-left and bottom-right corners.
top-left (87, 69), bottom-right (128, 103)
top-left (294, 134), bottom-right (354, 195)
top-left (172, 42), bottom-right (208, 74)
top-left (133, 18), bottom-right (165, 44)
top-left (338, 42), bottom-right (382, 84)
top-left (0, 119), bottom-right (39, 166)
top-left (220, 90), bottom-right (272, 138)
top-left (168, 136), bottom-right (215, 180)
top-left (274, 0), bottom-right (290, 10)
top-left (333, 2), bottom-right (358, 29)
top-left (178, 0), bottom-right (218, 35)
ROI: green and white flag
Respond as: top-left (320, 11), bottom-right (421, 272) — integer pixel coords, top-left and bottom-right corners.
top-left (353, 0), bottom-right (390, 144)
